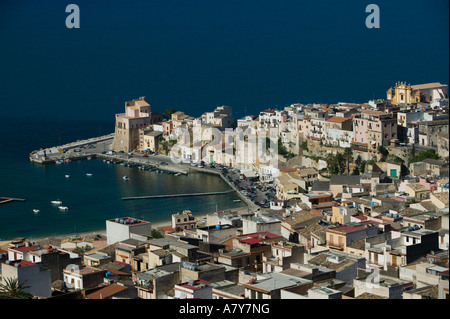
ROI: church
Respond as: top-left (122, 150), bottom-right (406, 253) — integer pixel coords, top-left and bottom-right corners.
top-left (386, 82), bottom-right (448, 105)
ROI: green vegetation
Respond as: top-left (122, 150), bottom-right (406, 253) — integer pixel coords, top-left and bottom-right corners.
top-left (151, 228), bottom-right (164, 238)
top-left (72, 245), bottom-right (92, 254)
top-left (278, 139), bottom-right (288, 156)
top-left (300, 141), bottom-right (309, 152)
top-left (326, 153), bottom-right (346, 175)
top-left (163, 108), bottom-right (177, 120)
top-left (325, 148), bottom-right (353, 175)
top-left (0, 278), bottom-right (33, 299)
top-left (408, 149), bottom-right (439, 166)
top-left (377, 145), bottom-right (389, 161)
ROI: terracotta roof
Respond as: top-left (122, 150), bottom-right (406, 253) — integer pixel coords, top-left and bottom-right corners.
top-left (411, 82), bottom-right (447, 90)
top-left (158, 226), bottom-right (175, 233)
top-left (85, 283), bottom-right (128, 299)
top-left (326, 116), bottom-right (349, 123)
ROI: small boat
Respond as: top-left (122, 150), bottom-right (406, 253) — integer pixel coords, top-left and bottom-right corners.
top-left (32, 209), bottom-right (40, 214)
top-left (123, 176), bottom-right (129, 181)
top-left (174, 173), bottom-right (181, 176)
top-left (51, 200), bottom-right (62, 205)
top-left (87, 156), bottom-right (92, 160)
top-left (65, 175), bottom-right (70, 178)
top-left (233, 199), bottom-right (242, 202)
top-left (86, 173), bottom-right (93, 176)
top-left (58, 206), bottom-right (68, 210)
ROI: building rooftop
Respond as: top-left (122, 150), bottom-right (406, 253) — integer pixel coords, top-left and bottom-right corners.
top-left (176, 279), bottom-right (211, 291)
top-left (108, 217), bottom-right (149, 226)
top-left (243, 272), bottom-right (311, 292)
top-left (85, 283), bottom-right (128, 299)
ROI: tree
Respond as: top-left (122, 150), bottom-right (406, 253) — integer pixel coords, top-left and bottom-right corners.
top-left (0, 278), bottom-right (33, 299)
top-left (336, 153), bottom-right (346, 174)
top-left (300, 141), bottom-right (308, 152)
top-left (163, 108), bottom-right (177, 120)
top-left (343, 147), bottom-right (353, 174)
top-left (377, 145), bottom-right (389, 161)
top-left (408, 149), bottom-right (439, 166)
top-left (151, 228), bottom-right (164, 238)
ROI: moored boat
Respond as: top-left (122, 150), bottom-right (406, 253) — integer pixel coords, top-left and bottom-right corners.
top-left (58, 206), bottom-right (68, 210)
top-left (51, 200), bottom-right (62, 205)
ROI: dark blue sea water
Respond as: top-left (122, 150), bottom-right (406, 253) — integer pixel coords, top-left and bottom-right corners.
top-left (0, 118), bottom-right (245, 239)
top-left (0, 0), bottom-right (448, 238)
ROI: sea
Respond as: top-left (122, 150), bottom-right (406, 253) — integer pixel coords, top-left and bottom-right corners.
top-left (0, 0), bottom-right (448, 239)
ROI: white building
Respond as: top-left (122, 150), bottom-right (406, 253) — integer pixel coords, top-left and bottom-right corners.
top-left (174, 279), bottom-right (212, 299)
top-left (106, 217), bottom-right (152, 245)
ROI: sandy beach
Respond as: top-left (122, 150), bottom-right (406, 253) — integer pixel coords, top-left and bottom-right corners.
top-left (0, 206), bottom-right (247, 250)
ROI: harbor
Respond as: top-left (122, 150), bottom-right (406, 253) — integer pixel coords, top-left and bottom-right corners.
top-left (27, 132), bottom-right (260, 210)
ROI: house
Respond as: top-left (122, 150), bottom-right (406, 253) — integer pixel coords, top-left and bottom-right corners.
top-left (106, 217), bottom-right (152, 245)
top-left (330, 202), bottom-right (358, 225)
top-left (352, 110), bottom-right (398, 154)
top-left (1, 260), bottom-right (52, 298)
top-left (133, 263), bottom-right (181, 299)
top-left (211, 280), bottom-right (245, 299)
top-left (172, 210), bottom-right (197, 231)
top-left (114, 238), bottom-right (147, 265)
top-left (179, 261), bottom-right (226, 283)
top-left (325, 223), bottom-right (379, 252)
top-left (415, 262), bottom-right (449, 289)
top-left (262, 241), bottom-right (305, 273)
top-left (242, 213), bottom-right (282, 236)
top-left (63, 266), bottom-right (106, 290)
top-left (190, 224), bottom-right (238, 244)
top-left (84, 251), bottom-right (112, 267)
top-left (365, 229), bottom-right (439, 269)
top-left (329, 175), bottom-right (362, 198)
top-left (430, 192), bottom-right (449, 209)
top-left (243, 272), bottom-right (313, 299)
top-left (353, 269), bottom-right (413, 299)
top-left (174, 279), bottom-right (213, 299)
top-left (418, 119), bottom-right (449, 149)
top-left (307, 250), bottom-right (366, 285)
top-left (139, 129), bottom-right (162, 152)
top-left (404, 183), bottom-right (431, 200)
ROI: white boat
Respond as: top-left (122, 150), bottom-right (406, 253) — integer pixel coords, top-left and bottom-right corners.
top-left (58, 206), bottom-right (69, 210)
top-left (174, 173), bottom-right (181, 176)
top-left (65, 175), bottom-right (70, 178)
top-left (86, 173), bottom-right (93, 176)
top-left (32, 209), bottom-right (40, 213)
top-left (233, 199), bottom-right (241, 202)
top-left (123, 176), bottom-right (129, 181)
top-left (51, 200), bottom-right (62, 205)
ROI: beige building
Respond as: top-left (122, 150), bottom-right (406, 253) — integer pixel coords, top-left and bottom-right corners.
top-left (352, 110), bottom-right (397, 155)
top-left (112, 97), bottom-right (162, 152)
top-left (172, 210), bottom-right (197, 231)
top-left (139, 129), bottom-right (162, 152)
top-left (404, 183), bottom-right (431, 201)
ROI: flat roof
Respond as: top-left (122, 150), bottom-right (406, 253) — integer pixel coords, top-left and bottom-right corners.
top-left (108, 217), bottom-right (149, 225)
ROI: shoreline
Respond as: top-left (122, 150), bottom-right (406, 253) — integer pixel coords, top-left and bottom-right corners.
top-left (2, 206), bottom-right (247, 248)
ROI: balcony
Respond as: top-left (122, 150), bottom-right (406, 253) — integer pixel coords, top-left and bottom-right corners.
top-left (327, 243), bottom-right (345, 251)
